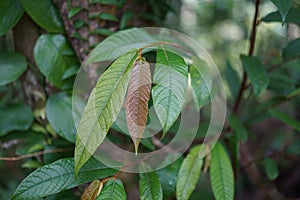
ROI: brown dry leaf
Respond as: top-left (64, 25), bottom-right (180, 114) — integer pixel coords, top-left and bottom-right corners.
top-left (81, 180), bottom-right (103, 200)
top-left (125, 57), bottom-right (152, 154)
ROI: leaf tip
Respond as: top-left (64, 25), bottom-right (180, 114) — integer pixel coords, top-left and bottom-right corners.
top-left (132, 138), bottom-right (141, 156)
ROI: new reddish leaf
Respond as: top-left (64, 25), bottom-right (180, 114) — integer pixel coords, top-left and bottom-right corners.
top-left (81, 180), bottom-right (103, 200)
top-left (126, 58), bottom-right (152, 154)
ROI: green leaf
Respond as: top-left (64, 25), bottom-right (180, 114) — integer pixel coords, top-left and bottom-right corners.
top-left (287, 141), bottom-right (300, 155)
top-left (90, 28), bottom-right (114, 36)
top-left (12, 158), bottom-right (118, 200)
top-left (89, 0), bottom-right (123, 6)
top-left (225, 62), bottom-right (240, 100)
top-left (34, 34), bottom-right (80, 88)
top-left (0, 0), bottom-right (24, 36)
top-left (96, 179), bottom-right (126, 200)
top-left (86, 28), bottom-right (155, 64)
top-left (152, 49), bottom-right (188, 135)
top-left (20, 0), bottom-right (64, 33)
top-left (210, 143), bottom-right (234, 200)
top-left (176, 145), bottom-right (204, 200)
top-left (282, 38), bottom-right (300, 59)
top-left (269, 109), bottom-right (300, 132)
top-left (0, 52), bottom-right (27, 86)
top-left (139, 163), bottom-right (163, 200)
top-left (68, 7), bottom-right (83, 19)
top-left (240, 55), bottom-right (269, 96)
top-left (0, 103), bottom-right (33, 137)
top-left (263, 158), bottom-right (279, 181)
top-left (228, 114), bottom-right (248, 142)
top-left (190, 58), bottom-right (212, 111)
top-left (120, 11), bottom-right (133, 29)
top-left (71, 32), bottom-right (87, 41)
top-left (157, 157), bottom-right (183, 200)
top-left (21, 160), bottom-right (42, 169)
top-left (97, 13), bottom-right (118, 21)
top-left (74, 49), bottom-right (138, 175)
top-left (270, 0), bottom-right (292, 23)
top-left (261, 8), bottom-right (300, 25)
top-left (62, 65), bottom-right (79, 80)
top-left (73, 19), bottom-right (86, 29)
top-left (46, 92), bottom-right (84, 143)
top-left (268, 71), bottom-right (296, 96)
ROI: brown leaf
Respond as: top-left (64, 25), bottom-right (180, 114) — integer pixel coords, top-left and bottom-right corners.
top-left (81, 180), bottom-right (103, 200)
top-left (125, 57), bottom-right (152, 154)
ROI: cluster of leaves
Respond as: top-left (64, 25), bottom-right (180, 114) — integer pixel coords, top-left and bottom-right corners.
top-left (1, 0), bottom-right (300, 199)
top-left (224, 0), bottom-right (300, 193)
top-left (72, 27), bottom-right (233, 200)
top-left (6, 23), bottom-right (235, 199)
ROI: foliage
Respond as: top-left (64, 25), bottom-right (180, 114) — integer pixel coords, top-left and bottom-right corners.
top-left (1, 0), bottom-right (300, 199)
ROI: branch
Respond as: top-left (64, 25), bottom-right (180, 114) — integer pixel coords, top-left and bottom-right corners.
top-left (233, 0), bottom-right (261, 114)
top-left (0, 148), bottom-right (72, 161)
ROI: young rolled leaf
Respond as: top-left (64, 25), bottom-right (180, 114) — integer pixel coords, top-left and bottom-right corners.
top-left (176, 145), bottom-right (204, 200)
top-left (190, 58), bottom-right (212, 111)
top-left (240, 55), bottom-right (269, 96)
top-left (139, 163), bottom-right (163, 200)
top-left (12, 158), bottom-right (117, 200)
top-left (96, 179), bottom-right (126, 200)
top-left (210, 143), bottom-right (234, 200)
top-left (126, 58), bottom-right (152, 154)
top-left (81, 180), bottom-right (103, 200)
top-left (152, 48), bottom-right (188, 136)
top-left (75, 49), bottom-right (138, 175)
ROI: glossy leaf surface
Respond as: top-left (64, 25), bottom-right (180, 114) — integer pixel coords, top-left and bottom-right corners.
top-left (20, 0), bottom-right (64, 33)
top-left (0, 52), bottom-right (27, 86)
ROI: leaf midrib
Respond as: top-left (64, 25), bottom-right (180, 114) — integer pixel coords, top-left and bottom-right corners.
top-left (14, 160), bottom-right (119, 198)
top-left (214, 147), bottom-right (229, 200)
top-left (180, 149), bottom-right (202, 199)
top-left (159, 49), bottom-right (175, 131)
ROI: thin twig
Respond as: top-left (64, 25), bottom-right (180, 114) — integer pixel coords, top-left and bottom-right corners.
top-left (0, 148), bottom-right (73, 161)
